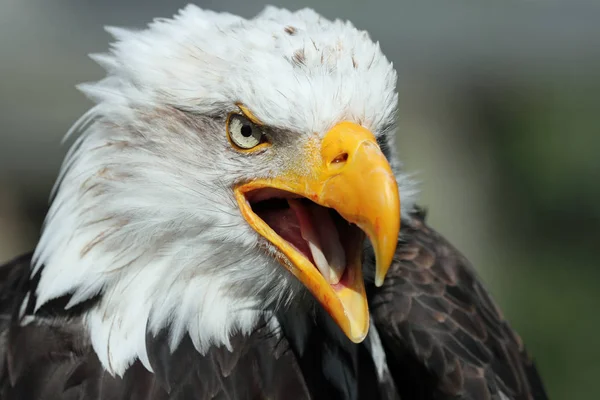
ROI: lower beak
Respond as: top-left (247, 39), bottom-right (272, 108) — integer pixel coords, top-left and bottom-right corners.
top-left (235, 122), bottom-right (400, 342)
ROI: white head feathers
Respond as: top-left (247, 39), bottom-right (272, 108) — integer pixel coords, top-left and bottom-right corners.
top-left (32, 5), bottom-right (416, 376)
top-left (84, 5), bottom-right (398, 135)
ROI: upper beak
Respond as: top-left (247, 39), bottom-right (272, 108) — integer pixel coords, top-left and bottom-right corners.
top-left (235, 122), bottom-right (400, 342)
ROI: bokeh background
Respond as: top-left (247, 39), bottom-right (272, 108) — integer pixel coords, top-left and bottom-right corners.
top-left (1, 0), bottom-right (599, 398)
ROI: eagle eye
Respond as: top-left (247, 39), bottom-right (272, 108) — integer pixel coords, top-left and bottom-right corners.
top-left (227, 114), bottom-right (264, 150)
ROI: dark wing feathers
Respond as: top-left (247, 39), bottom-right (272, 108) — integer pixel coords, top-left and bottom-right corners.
top-left (369, 213), bottom-right (548, 400)
top-left (1, 320), bottom-right (313, 400)
top-left (145, 325), bottom-right (312, 400)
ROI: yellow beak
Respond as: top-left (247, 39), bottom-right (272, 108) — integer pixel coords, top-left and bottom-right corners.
top-left (234, 122), bottom-right (400, 342)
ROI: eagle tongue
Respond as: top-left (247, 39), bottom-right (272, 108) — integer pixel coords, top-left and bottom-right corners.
top-left (288, 199), bottom-right (346, 284)
top-left (257, 202), bottom-right (313, 263)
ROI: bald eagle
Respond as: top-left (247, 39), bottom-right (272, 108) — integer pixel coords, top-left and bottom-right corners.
top-left (0, 5), bottom-right (547, 400)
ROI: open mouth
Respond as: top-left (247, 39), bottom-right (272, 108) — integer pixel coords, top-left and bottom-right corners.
top-left (231, 121), bottom-right (400, 342)
top-left (245, 188), bottom-right (365, 289)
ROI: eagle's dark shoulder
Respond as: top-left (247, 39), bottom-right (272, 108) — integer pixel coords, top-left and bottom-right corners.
top-left (0, 253), bottom-right (104, 400)
top-left (0, 254), bottom-right (313, 400)
top-left (368, 209), bottom-right (548, 400)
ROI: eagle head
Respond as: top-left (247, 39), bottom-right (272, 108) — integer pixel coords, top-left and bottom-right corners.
top-left (33, 5), bottom-right (416, 375)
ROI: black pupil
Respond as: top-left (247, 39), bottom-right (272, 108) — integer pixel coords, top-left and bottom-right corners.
top-left (241, 124), bottom-right (253, 138)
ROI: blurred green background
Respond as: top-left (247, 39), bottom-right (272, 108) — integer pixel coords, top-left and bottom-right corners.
top-left (1, 1), bottom-right (599, 398)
